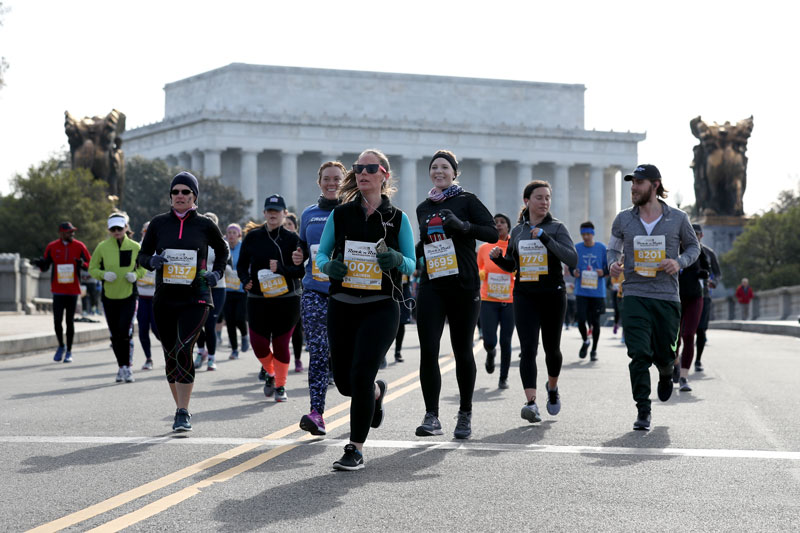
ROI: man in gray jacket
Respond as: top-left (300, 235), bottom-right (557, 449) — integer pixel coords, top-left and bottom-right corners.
top-left (607, 164), bottom-right (700, 431)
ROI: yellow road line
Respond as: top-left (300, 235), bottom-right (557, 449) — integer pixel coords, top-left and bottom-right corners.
top-left (29, 354), bottom-right (456, 532)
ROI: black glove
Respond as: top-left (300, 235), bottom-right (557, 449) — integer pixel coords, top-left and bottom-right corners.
top-left (75, 257), bottom-right (86, 270)
top-left (31, 257), bottom-right (46, 270)
top-left (149, 254), bottom-right (168, 270)
top-left (377, 248), bottom-right (404, 271)
top-left (202, 270), bottom-right (220, 288)
top-left (321, 253), bottom-right (348, 280)
top-left (440, 209), bottom-right (471, 233)
top-left (698, 269), bottom-right (710, 280)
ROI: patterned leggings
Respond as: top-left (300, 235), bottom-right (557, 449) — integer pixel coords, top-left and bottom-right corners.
top-left (302, 290), bottom-right (330, 414)
top-left (154, 299), bottom-right (208, 384)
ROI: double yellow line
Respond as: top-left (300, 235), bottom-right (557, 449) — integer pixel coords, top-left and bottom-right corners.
top-left (30, 354), bottom-right (457, 533)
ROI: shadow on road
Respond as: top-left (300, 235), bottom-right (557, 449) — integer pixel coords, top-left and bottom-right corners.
top-left (17, 441), bottom-right (160, 474)
top-left (581, 426), bottom-right (673, 467)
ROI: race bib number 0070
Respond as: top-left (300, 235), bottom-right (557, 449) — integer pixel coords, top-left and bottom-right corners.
top-left (342, 240), bottom-right (382, 291)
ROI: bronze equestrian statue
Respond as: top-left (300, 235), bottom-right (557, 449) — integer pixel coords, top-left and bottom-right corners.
top-left (690, 115), bottom-right (753, 216)
top-left (64, 109), bottom-right (126, 201)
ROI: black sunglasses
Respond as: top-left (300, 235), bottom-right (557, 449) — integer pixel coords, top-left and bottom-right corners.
top-left (109, 226), bottom-right (124, 232)
top-left (352, 164), bottom-right (386, 175)
top-left (170, 189), bottom-right (193, 196)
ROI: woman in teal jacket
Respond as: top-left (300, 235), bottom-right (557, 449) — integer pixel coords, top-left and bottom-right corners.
top-left (90, 212), bottom-right (145, 383)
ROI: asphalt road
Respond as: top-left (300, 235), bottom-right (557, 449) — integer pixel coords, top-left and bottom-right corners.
top-left (1, 324), bottom-right (798, 532)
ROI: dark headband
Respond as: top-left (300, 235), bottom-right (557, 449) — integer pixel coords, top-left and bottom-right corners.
top-left (429, 152), bottom-right (458, 174)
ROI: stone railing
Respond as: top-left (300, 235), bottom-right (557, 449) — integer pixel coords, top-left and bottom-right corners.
top-left (712, 285), bottom-right (800, 321)
top-left (0, 253), bottom-right (53, 313)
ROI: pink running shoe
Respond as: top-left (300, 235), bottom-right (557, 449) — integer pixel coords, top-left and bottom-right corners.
top-left (299, 409), bottom-right (326, 435)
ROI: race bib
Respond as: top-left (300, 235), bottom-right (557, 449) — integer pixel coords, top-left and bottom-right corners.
top-left (581, 270), bottom-right (598, 290)
top-left (424, 239), bottom-right (459, 279)
top-left (162, 249), bottom-right (197, 285)
top-left (519, 240), bottom-right (547, 282)
top-left (487, 272), bottom-right (512, 300)
top-left (137, 269), bottom-right (156, 287)
top-left (342, 240), bottom-right (382, 291)
top-left (258, 269), bottom-right (288, 297)
top-left (633, 235), bottom-right (666, 277)
top-left (56, 263), bottom-right (74, 284)
top-left (224, 266), bottom-right (240, 289)
top-left (310, 244), bottom-right (329, 282)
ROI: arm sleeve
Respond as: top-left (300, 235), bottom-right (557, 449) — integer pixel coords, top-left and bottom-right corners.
top-left (676, 216), bottom-right (701, 268)
top-left (280, 233), bottom-right (306, 279)
top-left (708, 248), bottom-right (722, 279)
top-left (398, 213), bottom-right (416, 276)
top-left (490, 228), bottom-right (517, 272)
top-left (138, 221), bottom-right (156, 270)
top-left (80, 242), bottom-right (91, 269)
top-left (236, 235), bottom-right (252, 285)
top-left (315, 213), bottom-right (336, 272)
top-left (88, 243), bottom-right (104, 280)
top-left (607, 215), bottom-right (624, 266)
top-left (467, 195), bottom-right (499, 243)
top-left (544, 224), bottom-right (578, 269)
top-left (40, 244), bottom-right (53, 271)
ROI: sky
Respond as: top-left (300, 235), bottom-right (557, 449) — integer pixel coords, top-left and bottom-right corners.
top-left (1, 0), bottom-right (797, 214)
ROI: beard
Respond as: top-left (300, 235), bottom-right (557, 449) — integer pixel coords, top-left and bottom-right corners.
top-left (632, 182), bottom-right (654, 206)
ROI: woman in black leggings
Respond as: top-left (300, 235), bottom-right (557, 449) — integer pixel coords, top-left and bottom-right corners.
top-left (491, 180), bottom-right (576, 423)
top-left (415, 149), bottom-right (498, 440)
top-left (316, 149), bottom-right (416, 470)
top-left (138, 172), bottom-right (228, 432)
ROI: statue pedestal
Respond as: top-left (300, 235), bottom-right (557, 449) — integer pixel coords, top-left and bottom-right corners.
top-left (696, 215), bottom-right (748, 258)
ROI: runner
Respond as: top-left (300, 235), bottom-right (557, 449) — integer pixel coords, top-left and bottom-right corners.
top-left (572, 221), bottom-right (608, 362)
top-left (316, 149), bottom-right (415, 470)
top-left (692, 224), bottom-right (721, 372)
top-left (674, 236), bottom-right (710, 392)
top-left (193, 212), bottom-right (227, 371)
top-left (89, 212), bottom-right (145, 382)
top-left (222, 223), bottom-right (249, 360)
top-left (292, 161), bottom-right (344, 436)
top-left (33, 221), bottom-right (91, 363)
top-left (283, 212), bottom-right (305, 373)
top-left (477, 213), bottom-right (515, 389)
top-left (237, 194), bottom-right (304, 403)
top-left (415, 149), bottom-right (498, 440)
top-left (490, 180), bottom-right (577, 422)
top-left (607, 164), bottom-right (700, 431)
top-left (136, 221), bottom-right (159, 370)
top-left (138, 171), bottom-right (229, 432)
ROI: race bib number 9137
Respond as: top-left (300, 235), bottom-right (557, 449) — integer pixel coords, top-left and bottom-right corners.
top-left (162, 249), bottom-right (197, 285)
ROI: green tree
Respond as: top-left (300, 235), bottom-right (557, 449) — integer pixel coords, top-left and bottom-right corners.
top-left (721, 205), bottom-right (800, 290)
top-left (0, 157), bottom-right (114, 258)
top-left (120, 156), bottom-right (252, 239)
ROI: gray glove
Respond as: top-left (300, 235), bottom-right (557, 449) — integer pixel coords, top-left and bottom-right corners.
top-left (149, 254), bottom-right (168, 269)
top-left (103, 271), bottom-right (117, 282)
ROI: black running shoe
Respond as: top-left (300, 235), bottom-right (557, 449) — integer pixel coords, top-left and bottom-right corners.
top-left (485, 348), bottom-right (496, 374)
top-left (263, 374), bottom-right (275, 397)
top-left (371, 380), bottom-right (387, 428)
top-left (453, 411), bottom-right (472, 439)
top-left (633, 410), bottom-right (651, 431)
top-left (173, 408), bottom-right (192, 432)
top-left (258, 367), bottom-right (267, 381)
top-left (333, 444), bottom-right (364, 471)
top-left (416, 411), bottom-right (443, 436)
top-left (589, 351), bottom-right (598, 362)
top-left (394, 351), bottom-right (404, 363)
top-left (658, 373), bottom-right (673, 402)
top-left (498, 378), bottom-right (509, 389)
top-left (694, 360), bottom-right (704, 372)
top-left (579, 340), bottom-right (590, 359)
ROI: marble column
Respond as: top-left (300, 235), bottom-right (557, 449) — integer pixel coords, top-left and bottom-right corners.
top-left (190, 151), bottom-right (203, 176)
top-left (516, 161), bottom-right (534, 199)
top-left (281, 150), bottom-right (300, 211)
top-left (553, 164), bottom-right (570, 213)
top-left (400, 155), bottom-right (418, 226)
top-left (204, 150), bottom-right (222, 178)
top-left (480, 159), bottom-right (498, 214)
top-left (241, 150), bottom-right (259, 218)
top-left (321, 153), bottom-right (340, 166)
top-left (589, 165), bottom-right (605, 238)
top-left (619, 165), bottom-right (633, 209)
top-left (178, 152), bottom-right (191, 170)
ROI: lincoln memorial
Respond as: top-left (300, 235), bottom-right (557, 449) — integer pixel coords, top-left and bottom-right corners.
top-left (123, 63), bottom-right (644, 239)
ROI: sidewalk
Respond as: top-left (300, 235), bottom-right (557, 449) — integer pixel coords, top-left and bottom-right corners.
top-left (0, 312), bottom-right (109, 359)
top-left (709, 319), bottom-right (800, 338)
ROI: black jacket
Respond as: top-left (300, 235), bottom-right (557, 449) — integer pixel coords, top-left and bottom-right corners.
top-left (679, 247), bottom-right (710, 301)
top-left (237, 224), bottom-right (304, 298)
top-left (416, 191), bottom-right (498, 291)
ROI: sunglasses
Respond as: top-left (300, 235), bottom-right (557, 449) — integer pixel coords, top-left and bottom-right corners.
top-left (170, 189), bottom-right (193, 196)
top-left (352, 164), bottom-right (387, 175)
top-left (109, 226), bottom-right (124, 232)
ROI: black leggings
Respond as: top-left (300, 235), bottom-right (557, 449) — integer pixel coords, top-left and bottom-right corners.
top-left (328, 297), bottom-right (399, 444)
top-left (154, 299), bottom-right (208, 384)
top-left (52, 294), bottom-right (78, 350)
top-left (102, 294), bottom-right (137, 367)
top-left (223, 291), bottom-right (248, 350)
top-left (395, 323), bottom-right (406, 352)
top-left (292, 318), bottom-right (303, 360)
top-left (479, 300), bottom-right (515, 380)
top-left (576, 295), bottom-right (604, 351)
top-left (196, 288), bottom-right (226, 355)
top-left (137, 296), bottom-right (160, 360)
top-left (696, 296), bottom-right (712, 362)
top-left (417, 284), bottom-right (480, 414)
top-left (514, 289), bottom-right (566, 390)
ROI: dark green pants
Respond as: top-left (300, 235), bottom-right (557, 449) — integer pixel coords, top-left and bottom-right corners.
top-left (622, 295), bottom-right (681, 413)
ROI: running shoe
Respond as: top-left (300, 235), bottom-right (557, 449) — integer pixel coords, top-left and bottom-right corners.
top-left (299, 409), bottom-right (327, 435)
top-left (590, 351), bottom-right (598, 362)
top-left (241, 335), bottom-right (250, 352)
top-left (672, 364), bottom-right (680, 384)
top-left (124, 366), bottom-right (135, 383)
top-left (371, 380), bottom-right (387, 428)
top-left (453, 411), bottom-right (472, 439)
top-left (53, 346), bottom-right (65, 362)
top-left (333, 444), bottom-right (364, 471)
top-left (263, 374), bottom-right (275, 397)
top-left (485, 348), bottom-right (496, 374)
top-left (274, 386), bottom-right (287, 402)
top-left (579, 339), bottom-right (590, 359)
top-left (142, 359), bottom-right (153, 370)
top-left (207, 357), bottom-right (217, 371)
top-left (173, 408), bottom-right (192, 432)
top-left (394, 351), bottom-right (404, 363)
top-left (679, 377), bottom-right (692, 392)
top-left (613, 324), bottom-right (619, 335)
top-left (657, 372), bottom-right (673, 402)
top-left (498, 378), bottom-right (509, 389)
top-left (295, 359), bottom-right (304, 373)
top-left (415, 411), bottom-right (443, 436)
top-left (115, 367), bottom-right (124, 383)
top-left (258, 367), bottom-right (267, 381)
top-left (633, 410), bottom-right (651, 431)
top-left (194, 349), bottom-right (208, 369)
top-left (229, 350), bottom-right (239, 360)
top-left (694, 360), bottom-right (704, 372)
top-left (545, 383), bottom-right (561, 415)
top-left (63, 351), bottom-right (73, 363)
top-left (521, 401), bottom-right (542, 423)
